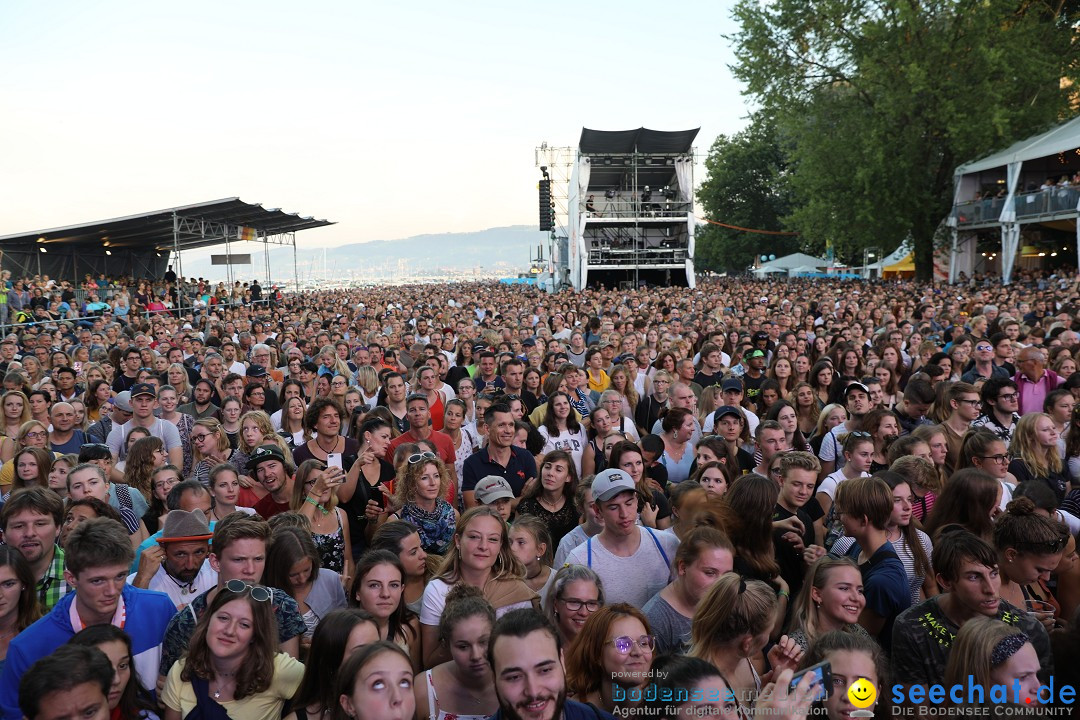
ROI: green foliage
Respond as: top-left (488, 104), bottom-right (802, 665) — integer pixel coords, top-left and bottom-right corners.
top-left (727, 0), bottom-right (1079, 280)
top-left (695, 116), bottom-right (800, 272)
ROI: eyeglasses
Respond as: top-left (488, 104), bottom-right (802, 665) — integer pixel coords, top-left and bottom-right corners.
top-left (190, 432), bottom-right (212, 442)
top-left (606, 635), bottom-right (656, 654)
top-left (958, 399), bottom-right (982, 407)
top-left (978, 454), bottom-right (1010, 464)
top-left (408, 451), bottom-right (437, 464)
top-left (23, 431), bottom-right (47, 440)
top-left (224, 579), bottom-right (271, 602)
top-left (975, 346), bottom-right (993, 352)
top-left (559, 598), bottom-right (601, 612)
top-left (997, 392), bottom-right (1018, 401)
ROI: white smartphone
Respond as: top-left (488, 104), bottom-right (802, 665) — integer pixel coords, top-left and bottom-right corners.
top-left (326, 453), bottom-right (343, 470)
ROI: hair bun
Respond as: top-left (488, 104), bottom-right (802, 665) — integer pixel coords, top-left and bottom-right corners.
top-left (1004, 496), bottom-right (1037, 517)
top-left (445, 583), bottom-right (484, 606)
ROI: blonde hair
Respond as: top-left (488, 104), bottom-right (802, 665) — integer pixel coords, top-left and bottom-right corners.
top-left (787, 556), bottom-right (860, 645)
top-left (393, 456), bottom-right (451, 507)
top-left (690, 574), bottom-right (776, 661)
top-left (192, 417), bottom-right (229, 461)
top-left (944, 617), bottom-right (1031, 695)
top-left (1011, 412), bottom-right (1062, 479)
top-left (291, 459), bottom-right (339, 512)
top-left (238, 411), bottom-right (277, 454)
top-left (435, 506), bottom-right (524, 584)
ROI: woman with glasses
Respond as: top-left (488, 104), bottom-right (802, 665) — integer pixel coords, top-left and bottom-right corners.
top-left (959, 429), bottom-right (1018, 511)
top-left (145, 465), bottom-right (182, 534)
top-left (242, 383), bottom-right (268, 414)
top-left (415, 584), bottom-right (496, 720)
top-left (564, 603), bottom-right (655, 716)
top-left (545, 564), bottom-right (605, 646)
top-left (643, 526), bottom-right (734, 655)
top-left (190, 418), bottom-right (243, 487)
top-left (384, 454), bottom-right (457, 556)
top-left (291, 459), bottom-right (354, 578)
top-left (161, 581), bottom-right (304, 720)
top-left (0, 420), bottom-right (53, 493)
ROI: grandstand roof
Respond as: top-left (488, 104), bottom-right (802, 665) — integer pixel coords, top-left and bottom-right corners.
top-left (956, 115), bottom-right (1080, 176)
top-left (0, 198), bottom-right (334, 253)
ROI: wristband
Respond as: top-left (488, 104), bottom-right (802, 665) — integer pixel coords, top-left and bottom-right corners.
top-left (777, 589), bottom-right (790, 599)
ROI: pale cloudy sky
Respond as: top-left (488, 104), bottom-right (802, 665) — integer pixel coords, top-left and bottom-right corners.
top-left (0, 1), bottom-right (749, 250)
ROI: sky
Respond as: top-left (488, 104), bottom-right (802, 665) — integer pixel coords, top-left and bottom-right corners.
top-left (0, 1), bottom-right (751, 252)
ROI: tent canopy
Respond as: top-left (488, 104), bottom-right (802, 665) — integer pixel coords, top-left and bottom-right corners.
top-left (752, 265), bottom-right (786, 275)
top-left (955, 115), bottom-right (1080, 176)
top-left (763, 252), bottom-right (829, 270)
top-left (883, 253), bottom-right (915, 274)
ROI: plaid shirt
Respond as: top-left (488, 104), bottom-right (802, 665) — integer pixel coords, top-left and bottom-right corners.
top-left (36, 546), bottom-right (70, 612)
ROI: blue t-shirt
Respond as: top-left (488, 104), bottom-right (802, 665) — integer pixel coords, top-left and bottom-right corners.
top-left (843, 540), bottom-right (911, 651)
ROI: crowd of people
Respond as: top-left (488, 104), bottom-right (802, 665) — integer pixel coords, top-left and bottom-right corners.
top-left (1, 266), bottom-right (1080, 720)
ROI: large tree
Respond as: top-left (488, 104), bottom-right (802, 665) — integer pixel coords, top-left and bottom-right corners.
top-left (729, 0), bottom-right (1079, 280)
top-left (695, 116), bottom-right (801, 273)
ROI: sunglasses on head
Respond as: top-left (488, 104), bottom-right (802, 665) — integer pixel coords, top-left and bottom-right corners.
top-left (408, 451), bottom-right (437, 464)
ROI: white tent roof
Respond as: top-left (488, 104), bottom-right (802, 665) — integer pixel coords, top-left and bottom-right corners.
top-left (955, 115), bottom-right (1080, 176)
top-left (766, 252), bottom-right (829, 270)
top-left (788, 265), bottom-right (819, 274)
top-left (752, 265), bottom-right (786, 275)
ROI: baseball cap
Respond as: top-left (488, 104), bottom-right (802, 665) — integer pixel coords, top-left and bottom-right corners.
top-left (247, 444), bottom-right (286, 472)
top-left (474, 476), bottom-right (515, 505)
top-left (744, 349), bottom-right (765, 360)
top-left (130, 383), bottom-right (156, 398)
top-left (844, 381), bottom-right (870, 397)
top-left (592, 468), bottom-right (637, 503)
top-left (753, 331), bottom-right (769, 342)
top-left (247, 363), bottom-right (268, 378)
top-left (109, 391), bottom-right (133, 413)
top-left (722, 378), bottom-right (744, 393)
top-left (713, 405), bottom-right (743, 421)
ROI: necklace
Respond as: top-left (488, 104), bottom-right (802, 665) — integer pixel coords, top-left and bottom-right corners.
top-left (212, 671), bottom-right (236, 700)
top-left (315, 435), bottom-right (339, 454)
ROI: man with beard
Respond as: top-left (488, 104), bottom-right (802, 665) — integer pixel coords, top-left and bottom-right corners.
top-left (487, 608), bottom-right (615, 720)
top-left (0, 488), bottom-right (68, 611)
top-left (129, 508), bottom-right (217, 609)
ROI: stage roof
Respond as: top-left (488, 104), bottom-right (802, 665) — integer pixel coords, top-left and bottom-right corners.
top-left (0, 198), bottom-right (335, 254)
top-left (579, 127), bottom-right (699, 155)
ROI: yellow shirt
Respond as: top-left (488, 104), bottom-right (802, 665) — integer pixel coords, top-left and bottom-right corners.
top-left (586, 369), bottom-right (610, 393)
top-left (162, 653), bottom-right (304, 720)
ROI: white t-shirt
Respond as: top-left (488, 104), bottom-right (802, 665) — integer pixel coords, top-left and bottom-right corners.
top-left (816, 469), bottom-right (869, 501)
top-left (419, 578), bottom-right (533, 626)
top-left (106, 418), bottom-right (182, 460)
top-left (538, 426), bottom-right (587, 476)
top-left (564, 527), bottom-right (680, 608)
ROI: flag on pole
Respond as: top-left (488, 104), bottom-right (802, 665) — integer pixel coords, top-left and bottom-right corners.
top-left (238, 226), bottom-right (256, 242)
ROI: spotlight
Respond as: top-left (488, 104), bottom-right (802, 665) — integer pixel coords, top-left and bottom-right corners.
top-left (39, 248), bottom-right (47, 254)
top-left (666, 158), bottom-right (674, 165)
top-left (604, 158), bottom-right (612, 165)
top-left (605, 189), bottom-right (616, 199)
top-left (663, 186), bottom-right (676, 200)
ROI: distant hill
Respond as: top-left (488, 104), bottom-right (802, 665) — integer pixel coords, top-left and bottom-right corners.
top-left (177, 225), bottom-right (549, 282)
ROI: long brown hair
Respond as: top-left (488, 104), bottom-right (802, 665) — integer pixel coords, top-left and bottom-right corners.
top-left (719, 474), bottom-right (780, 579)
top-left (181, 586), bottom-right (277, 699)
top-left (564, 603), bottom-right (652, 697)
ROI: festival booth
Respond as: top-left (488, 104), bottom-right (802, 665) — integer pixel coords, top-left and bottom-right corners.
top-left (951, 116), bottom-right (1080, 283)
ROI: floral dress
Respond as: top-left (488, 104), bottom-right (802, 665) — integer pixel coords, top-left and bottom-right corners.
top-left (399, 500), bottom-right (456, 555)
top-left (311, 508), bottom-right (347, 574)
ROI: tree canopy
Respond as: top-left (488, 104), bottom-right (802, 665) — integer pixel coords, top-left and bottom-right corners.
top-left (708, 0), bottom-right (1079, 280)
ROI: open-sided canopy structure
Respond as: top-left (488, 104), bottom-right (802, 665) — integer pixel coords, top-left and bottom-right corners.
top-left (0, 198), bottom-right (333, 288)
top-left (578, 128), bottom-right (699, 192)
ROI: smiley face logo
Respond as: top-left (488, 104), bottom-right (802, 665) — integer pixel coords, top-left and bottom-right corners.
top-left (847, 678), bottom-right (877, 709)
